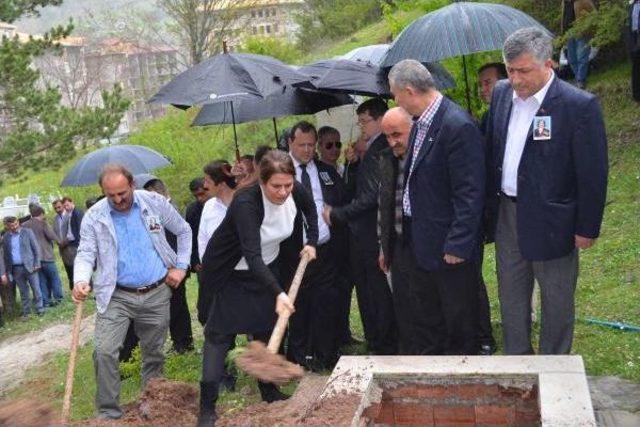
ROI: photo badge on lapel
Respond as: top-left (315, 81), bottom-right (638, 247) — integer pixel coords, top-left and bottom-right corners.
top-left (532, 116), bottom-right (551, 141)
top-left (319, 171), bottom-right (334, 186)
top-left (144, 214), bottom-right (162, 233)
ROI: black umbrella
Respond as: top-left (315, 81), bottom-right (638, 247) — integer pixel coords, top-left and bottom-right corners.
top-left (380, 1), bottom-right (552, 110)
top-left (299, 58), bottom-right (455, 98)
top-left (61, 145), bottom-right (171, 187)
top-left (299, 59), bottom-right (391, 97)
top-left (192, 86), bottom-right (354, 141)
top-left (149, 52), bottom-right (308, 108)
top-left (149, 50), bottom-right (309, 155)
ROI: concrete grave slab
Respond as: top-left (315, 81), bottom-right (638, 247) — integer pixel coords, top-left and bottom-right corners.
top-left (319, 355), bottom-right (595, 426)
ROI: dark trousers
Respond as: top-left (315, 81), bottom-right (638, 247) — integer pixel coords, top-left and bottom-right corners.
top-left (632, 49), bottom-right (640, 102)
top-left (63, 263), bottom-right (74, 291)
top-left (287, 243), bottom-right (340, 368)
top-left (476, 246), bottom-right (496, 349)
top-left (350, 233), bottom-right (398, 355)
top-left (334, 235), bottom-right (354, 344)
top-left (410, 259), bottom-right (479, 355)
top-left (169, 280), bottom-right (193, 351)
top-left (390, 236), bottom-right (416, 354)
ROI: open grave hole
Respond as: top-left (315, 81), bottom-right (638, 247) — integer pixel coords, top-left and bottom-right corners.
top-left (362, 375), bottom-right (540, 426)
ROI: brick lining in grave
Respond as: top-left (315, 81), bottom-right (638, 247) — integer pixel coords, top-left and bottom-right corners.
top-left (362, 377), bottom-right (540, 426)
top-left (320, 355), bottom-right (595, 426)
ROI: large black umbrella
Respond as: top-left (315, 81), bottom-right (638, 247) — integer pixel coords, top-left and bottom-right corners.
top-left (61, 145), bottom-right (171, 187)
top-left (299, 58), bottom-right (454, 98)
top-left (149, 52), bottom-right (308, 108)
top-left (192, 87), bottom-right (354, 140)
top-left (149, 51), bottom-right (309, 155)
top-left (380, 1), bottom-right (552, 110)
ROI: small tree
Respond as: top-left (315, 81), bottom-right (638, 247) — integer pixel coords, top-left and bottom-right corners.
top-left (158, 0), bottom-right (256, 65)
top-left (0, 1), bottom-right (130, 180)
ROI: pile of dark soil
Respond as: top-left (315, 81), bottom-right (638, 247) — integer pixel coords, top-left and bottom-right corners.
top-left (80, 378), bottom-right (198, 427)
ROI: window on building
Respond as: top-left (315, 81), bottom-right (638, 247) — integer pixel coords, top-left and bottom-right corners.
top-left (266, 25), bottom-right (271, 34)
top-left (252, 26), bottom-right (257, 35)
top-left (272, 9), bottom-right (277, 16)
top-left (259, 26), bottom-right (265, 34)
top-left (258, 9), bottom-right (263, 17)
top-left (251, 10), bottom-right (256, 18)
top-left (274, 24), bottom-right (279, 33)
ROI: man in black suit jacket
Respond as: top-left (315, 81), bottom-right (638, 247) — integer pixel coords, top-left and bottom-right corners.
top-left (388, 59), bottom-right (486, 355)
top-left (377, 107), bottom-right (416, 354)
top-left (284, 120), bottom-right (348, 371)
top-left (485, 28), bottom-right (607, 355)
top-left (323, 98), bottom-right (398, 356)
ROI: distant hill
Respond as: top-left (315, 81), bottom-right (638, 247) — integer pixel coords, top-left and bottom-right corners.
top-left (16, 0), bottom-right (160, 34)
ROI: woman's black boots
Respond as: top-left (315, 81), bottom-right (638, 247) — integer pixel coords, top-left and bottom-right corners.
top-left (197, 381), bottom-right (219, 427)
top-left (257, 381), bottom-right (289, 403)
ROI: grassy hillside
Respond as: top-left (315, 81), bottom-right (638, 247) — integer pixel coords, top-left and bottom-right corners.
top-left (1, 7), bottom-right (639, 423)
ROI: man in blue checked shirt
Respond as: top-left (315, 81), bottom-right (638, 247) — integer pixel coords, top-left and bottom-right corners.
top-left (72, 164), bottom-right (191, 420)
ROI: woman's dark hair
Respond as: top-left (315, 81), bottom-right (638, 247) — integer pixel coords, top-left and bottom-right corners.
top-left (259, 150), bottom-right (295, 183)
top-left (203, 160), bottom-right (237, 188)
top-left (254, 145), bottom-right (272, 164)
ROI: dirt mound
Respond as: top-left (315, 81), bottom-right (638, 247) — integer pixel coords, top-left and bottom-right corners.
top-left (80, 378), bottom-right (198, 427)
top-left (217, 374), bottom-right (361, 426)
top-left (0, 399), bottom-right (57, 427)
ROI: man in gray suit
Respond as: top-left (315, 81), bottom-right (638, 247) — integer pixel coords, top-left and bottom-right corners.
top-left (2, 216), bottom-right (44, 318)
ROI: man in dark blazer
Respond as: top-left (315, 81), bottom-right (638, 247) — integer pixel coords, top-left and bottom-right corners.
top-left (485, 27), bottom-right (608, 355)
top-left (60, 196), bottom-right (83, 289)
top-left (323, 98), bottom-right (398, 356)
top-left (377, 107), bottom-right (416, 354)
top-left (388, 59), bottom-right (486, 355)
top-left (284, 120), bottom-right (347, 371)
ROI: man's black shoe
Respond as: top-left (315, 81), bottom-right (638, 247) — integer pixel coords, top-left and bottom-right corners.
top-left (479, 344), bottom-right (496, 355)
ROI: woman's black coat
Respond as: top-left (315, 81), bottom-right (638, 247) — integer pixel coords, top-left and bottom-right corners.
top-left (198, 181), bottom-right (318, 332)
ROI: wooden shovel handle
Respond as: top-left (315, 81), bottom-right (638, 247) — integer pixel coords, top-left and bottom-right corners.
top-left (61, 300), bottom-right (84, 423)
top-left (266, 253), bottom-right (311, 354)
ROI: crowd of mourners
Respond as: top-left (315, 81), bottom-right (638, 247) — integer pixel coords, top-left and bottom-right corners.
top-left (0, 28), bottom-right (609, 426)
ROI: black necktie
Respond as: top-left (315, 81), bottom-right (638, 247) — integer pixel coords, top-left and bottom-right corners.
top-left (300, 163), bottom-right (312, 195)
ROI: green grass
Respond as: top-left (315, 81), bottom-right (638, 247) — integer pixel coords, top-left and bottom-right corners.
top-left (1, 13), bottom-right (638, 423)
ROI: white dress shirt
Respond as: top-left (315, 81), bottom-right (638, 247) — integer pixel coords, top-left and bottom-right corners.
top-left (501, 71), bottom-right (555, 196)
top-left (234, 187), bottom-right (297, 270)
top-left (291, 156), bottom-right (331, 245)
top-left (198, 197), bottom-right (228, 261)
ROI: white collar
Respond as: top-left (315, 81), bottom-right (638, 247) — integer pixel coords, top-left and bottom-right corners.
top-left (289, 154), bottom-right (315, 170)
top-left (513, 70), bottom-right (555, 105)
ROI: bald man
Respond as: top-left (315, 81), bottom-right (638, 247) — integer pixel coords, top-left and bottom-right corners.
top-left (377, 107), bottom-right (415, 354)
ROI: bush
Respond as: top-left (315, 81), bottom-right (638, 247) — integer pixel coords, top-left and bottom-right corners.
top-left (296, 0), bottom-right (383, 52)
top-left (240, 36), bottom-right (302, 64)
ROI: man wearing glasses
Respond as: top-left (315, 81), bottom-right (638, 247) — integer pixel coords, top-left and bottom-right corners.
top-left (318, 126), bottom-right (344, 177)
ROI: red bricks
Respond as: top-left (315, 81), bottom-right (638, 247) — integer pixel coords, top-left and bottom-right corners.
top-left (368, 382), bottom-right (540, 426)
top-left (433, 405), bottom-right (476, 424)
top-left (393, 402), bottom-right (434, 426)
top-left (475, 405), bottom-right (516, 424)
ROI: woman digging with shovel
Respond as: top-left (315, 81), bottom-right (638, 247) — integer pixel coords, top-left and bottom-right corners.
top-left (198, 150), bottom-right (318, 427)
